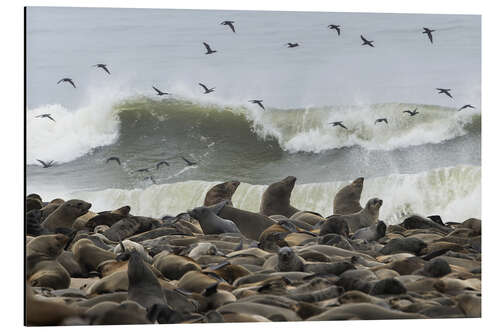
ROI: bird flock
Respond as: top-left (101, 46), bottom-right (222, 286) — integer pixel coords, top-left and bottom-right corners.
top-left (33, 17), bottom-right (477, 171)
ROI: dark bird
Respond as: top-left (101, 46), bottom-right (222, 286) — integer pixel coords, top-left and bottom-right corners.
top-left (374, 118), bottom-right (388, 125)
top-left (328, 24), bottom-right (341, 36)
top-left (181, 156), bottom-right (197, 166)
top-left (152, 86), bottom-right (169, 96)
top-left (36, 159), bottom-right (54, 168)
top-left (360, 35), bottom-right (374, 47)
top-left (57, 78), bottom-right (76, 88)
top-left (106, 157), bottom-right (121, 165)
top-left (156, 160), bottom-right (170, 169)
top-left (93, 64), bottom-right (110, 75)
top-left (458, 104), bottom-right (475, 111)
top-left (329, 121), bottom-right (348, 129)
top-left (249, 99), bottom-right (265, 110)
top-left (422, 27), bottom-right (435, 44)
top-left (35, 113), bottom-right (55, 122)
top-left (199, 83), bottom-right (215, 94)
top-left (286, 42), bottom-right (299, 48)
top-left (436, 88), bottom-right (453, 98)
top-left (135, 167), bottom-right (151, 173)
top-left (203, 42), bottom-right (217, 55)
top-left (144, 175), bottom-right (157, 184)
top-left (403, 108), bottom-right (419, 116)
top-left (221, 20), bottom-right (236, 33)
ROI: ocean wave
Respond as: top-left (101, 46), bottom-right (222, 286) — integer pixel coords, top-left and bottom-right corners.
top-left (27, 91), bottom-right (481, 165)
top-left (70, 165), bottom-right (480, 225)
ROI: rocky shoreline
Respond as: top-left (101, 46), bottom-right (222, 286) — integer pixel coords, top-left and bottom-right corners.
top-left (25, 178), bottom-right (481, 325)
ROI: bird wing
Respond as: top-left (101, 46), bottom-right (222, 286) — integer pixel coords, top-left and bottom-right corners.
top-left (203, 42), bottom-right (211, 51)
top-left (228, 22), bottom-right (235, 33)
top-left (101, 65), bottom-right (111, 74)
top-left (36, 159), bottom-right (48, 167)
top-left (334, 26), bottom-right (340, 35)
top-left (444, 91), bottom-right (453, 98)
top-left (68, 79), bottom-right (76, 88)
top-left (428, 31), bottom-right (433, 43)
top-left (57, 79), bottom-right (64, 84)
top-left (383, 119), bottom-right (388, 124)
top-left (340, 123), bottom-right (348, 129)
top-left (403, 110), bottom-right (410, 114)
top-left (47, 115), bottom-right (56, 122)
top-left (360, 35), bottom-right (368, 43)
top-left (198, 83), bottom-right (208, 91)
top-left (152, 86), bottom-right (163, 94)
top-left (256, 101), bottom-right (265, 110)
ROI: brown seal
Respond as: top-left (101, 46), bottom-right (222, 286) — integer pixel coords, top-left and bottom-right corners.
top-left (27, 234), bottom-right (71, 289)
top-left (333, 177), bottom-right (364, 215)
top-left (204, 181), bottom-right (240, 206)
top-left (259, 176), bottom-right (300, 217)
top-left (26, 286), bottom-right (84, 325)
top-left (41, 199), bottom-right (92, 231)
top-left (71, 238), bottom-right (116, 271)
top-left (326, 198), bottom-right (383, 233)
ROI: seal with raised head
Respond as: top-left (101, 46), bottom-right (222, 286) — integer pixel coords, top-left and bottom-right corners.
top-left (204, 181), bottom-right (240, 206)
top-left (324, 198), bottom-right (383, 233)
top-left (188, 206), bottom-right (241, 234)
top-left (41, 199), bottom-right (92, 232)
top-left (260, 176), bottom-right (300, 217)
top-left (333, 177), bottom-right (364, 215)
top-left (352, 221), bottom-right (387, 241)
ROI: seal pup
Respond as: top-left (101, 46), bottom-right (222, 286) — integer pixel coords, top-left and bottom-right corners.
top-left (422, 27), bottom-right (435, 43)
top-left (220, 20), bottom-right (236, 33)
top-left (327, 24), bottom-right (341, 35)
top-left (326, 198), bottom-right (383, 233)
top-left (152, 86), bottom-right (169, 96)
top-left (35, 113), bottom-right (56, 122)
top-left (202, 42), bottom-right (217, 55)
top-left (204, 180), bottom-right (240, 206)
top-left (360, 35), bottom-right (374, 47)
top-left (436, 88), bottom-right (453, 98)
top-left (249, 99), bottom-right (265, 110)
top-left (41, 199), bottom-right (91, 231)
top-left (199, 82), bottom-right (215, 94)
top-left (260, 176), bottom-right (300, 217)
top-left (277, 247), bottom-right (305, 272)
top-left (92, 64), bottom-right (110, 74)
top-left (188, 206), bottom-right (241, 234)
top-left (334, 177), bottom-right (364, 215)
top-left (352, 221), bottom-right (387, 241)
top-left (57, 77), bottom-right (76, 88)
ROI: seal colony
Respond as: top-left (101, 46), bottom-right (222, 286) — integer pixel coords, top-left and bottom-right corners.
top-left (25, 176), bottom-right (481, 325)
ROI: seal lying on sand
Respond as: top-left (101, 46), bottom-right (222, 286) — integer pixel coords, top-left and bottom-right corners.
top-left (334, 177), bottom-right (364, 215)
top-left (322, 198), bottom-right (383, 233)
top-left (41, 199), bottom-right (91, 232)
top-left (188, 206), bottom-right (241, 234)
top-left (204, 181), bottom-right (240, 206)
top-left (260, 176), bottom-right (300, 217)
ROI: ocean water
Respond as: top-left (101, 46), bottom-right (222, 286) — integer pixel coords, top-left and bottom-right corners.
top-left (26, 7), bottom-right (481, 224)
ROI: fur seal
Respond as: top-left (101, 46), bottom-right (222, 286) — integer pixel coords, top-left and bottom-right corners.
top-left (277, 247), bottom-right (305, 272)
top-left (333, 177), bottom-right (364, 215)
top-left (260, 176), bottom-right (300, 217)
top-left (352, 221), bottom-right (387, 241)
top-left (188, 206), bottom-right (241, 234)
top-left (325, 198), bottom-right (383, 233)
top-left (204, 181), bottom-right (240, 206)
top-left (208, 200), bottom-right (275, 240)
top-left (26, 286), bottom-right (84, 325)
top-left (71, 238), bottom-right (116, 271)
top-left (152, 252), bottom-right (201, 280)
top-left (27, 234), bottom-right (71, 289)
top-left (290, 211), bottom-right (325, 226)
top-left (319, 216), bottom-right (350, 237)
top-left (307, 303), bottom-right (427, 320)
top-left (41, 199), bottom-right (92, 231)
top-left (380, 237), bottom-right (427, 255)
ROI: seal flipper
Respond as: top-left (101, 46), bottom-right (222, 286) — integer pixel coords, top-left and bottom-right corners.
top-left (147, 303), bottom-right (176, 324)
top-left (207, 200), bottom-right (230, 216)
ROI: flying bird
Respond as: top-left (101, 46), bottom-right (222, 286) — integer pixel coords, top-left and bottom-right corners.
top-left (152, 86), bottom-right (169, 96)
top-left (203, 42), bottom-right (217, 55)
top-left (436, 88), bottom-right (453, 98)
top-left (221, 20), bottom-right (236, 33)
top-left (328, 24), bottom-right (341, 36)
top-left (93, 64), bottom-right (110, 75)
top-left (181, 156), bottom-right (197, 166)
top-left (360, 35), bottom-right (374, 47)
top-left (199, 83), bottom-right (215, 94)
top-left (35, 113), bottom-right (55, 122)
top-left (286, 42), bottom-right (299, 48)
top-left (36, 159), bottom-right (54, 168)
top-left (422, 27), bottom-right (435, 44)
top-left (106, 157), bottom-right (121, 165)
top-left (458, 104), bottom-right (475, 111)
top-left (135, 167), bottom-right (151, 173)
top-left (374, 118), bottom-right (388, 125)
top-left (57, 78), bottom-right (76, 88)
top-left (403, 108), bottom-right (419, 116)
top-left (249, 99), bottom-right (265, 110)
top-left (156, 160), bottom-right (170, 169)
top-left (329, 121), bottom-right (348, 129)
